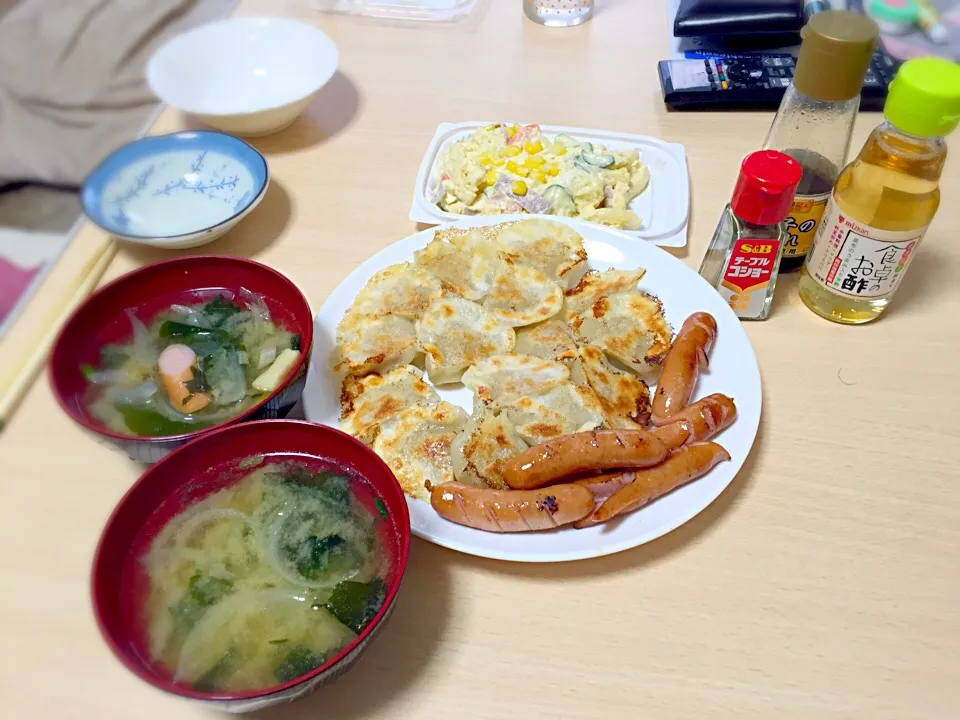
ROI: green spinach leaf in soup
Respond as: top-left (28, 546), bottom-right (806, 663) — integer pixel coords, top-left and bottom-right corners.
top-left (279, 525), bottom-right (346, 582)
top-left (117, 405), bottom-right (205, 436)
top-left (274, 466), bottom-right (352, 518)
top-left (274, 645), bottom-right (324, 684)
top-left (202, 346), bottom-right (248, 405)
top-left (169, 571), bottom-right (234, 630)
top-left (324, 579), bottom-right (386, 633)
top-left (201, 295), bottom-right (243, 328)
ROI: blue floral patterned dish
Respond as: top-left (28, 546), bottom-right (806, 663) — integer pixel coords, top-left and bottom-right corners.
top-left (81, 131), bottom-right (269, 248)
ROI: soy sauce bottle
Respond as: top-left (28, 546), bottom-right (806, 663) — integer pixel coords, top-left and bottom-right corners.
top-left (763, 11), bottom-right (879, 271)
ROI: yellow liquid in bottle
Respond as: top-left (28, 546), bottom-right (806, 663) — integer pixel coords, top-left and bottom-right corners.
top-left (799, 125), bottom-right (945, 323)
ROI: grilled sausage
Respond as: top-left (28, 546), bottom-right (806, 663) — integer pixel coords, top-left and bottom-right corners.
top-left (651, 421), bottom-right (693, 451)
top-left (428, 481), bottom-right (594, 533)
top-left (653, 393), bottom-right (736, 439)
top-left (581, 442), bottom-right (731, 525)
top-left (651, 312), bottom-right (717, 423)
top-left (502, 429), bottom-right (668, 490)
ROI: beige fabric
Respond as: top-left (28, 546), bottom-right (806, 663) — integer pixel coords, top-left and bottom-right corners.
top-left (0, 0), bottom-right (233, 186)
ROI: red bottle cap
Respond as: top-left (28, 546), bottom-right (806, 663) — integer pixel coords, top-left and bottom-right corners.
top-left (730, 150), bottom-right (803, 226)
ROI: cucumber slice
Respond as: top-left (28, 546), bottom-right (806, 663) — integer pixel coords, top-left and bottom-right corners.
top-left (580, 151), bottom-right (615, 168)
top-left (574, 156), bottom-right (597, 172)
top-left (580, 142), bottom-right (594, 153)
top-left (542, 185), bottom-right (576, 215)
top-left (554, 134), bottom-right (578, 146)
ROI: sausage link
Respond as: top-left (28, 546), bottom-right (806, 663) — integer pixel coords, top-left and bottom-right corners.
top-left (651, 312), bottom-right (717, 423)
top-left (651, 421), bottom-right (692, 451)
top-left (428, 481), bottom-right (594, 533)
top-left (652, 393), bottom-right (736, 439)
top-left (502, 429), bottom-right (668, 490)
top-left (586, 442), bottom-right (731, 524)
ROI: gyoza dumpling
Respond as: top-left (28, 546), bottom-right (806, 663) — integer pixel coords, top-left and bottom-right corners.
top-left (373, 401), bottom-right (468, 501)
top-left (347, 263), bottom-right (444, 320)
top-left (416, 297), bottom-right (515, 385)
top-left (442, 225), bottom-right (505, 295)
top-left (339, 365), bottom-right (439, 441)
top-left (481, 256), bottom-right (563, 327)
top-left (451, 407), bottom-right (529, 490)
top-left (514, 319), bottom-right (579, 364)
top-left (335, 313), bottom-right (418, 377)
top-left (498, 382), bottom-right (606, 446)
top-left (462, 353), bottom-right (569, 406)
top-left (414, 233), bottom-right (500, 301)
top-left (570, 292), bottom-right (671, 376)
top-left (576, 345), bottom-right (652, 429)
top-left (497, 219), bottom-right (588, 289)
top-left (563, 268), bottom-right (647, 322)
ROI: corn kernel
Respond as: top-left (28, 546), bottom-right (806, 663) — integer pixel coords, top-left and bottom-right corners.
top-left (501, 145), bottom-right (523, 158)
top-left (548, 165), bottom-right (560, 176)
top-left (492, 157), bottom-right (505, 167)
top-left (512, 180), bottom-right (528, 196)
top-left (524, 139), bottom-right (543, 154)
top-left (524, 155), bottom-right (546, 168)
top-left (555, 146), bottom-right (568, 156)
top-left (480, 158), bottom-right (494, 169)
top-left (515, 165), bottom-right (531, 177)
top-left (485, 169), bottom-right (498, 185)
top-left (506, 125), bottom-right (518, 140)
top-left (506, 160), bottom-right (520, 174)
top-left (531, 169), bottom-right (547, 184)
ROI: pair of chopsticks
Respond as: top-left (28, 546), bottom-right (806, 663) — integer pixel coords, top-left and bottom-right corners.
top-left (0, 237), bottom-right (118, 430)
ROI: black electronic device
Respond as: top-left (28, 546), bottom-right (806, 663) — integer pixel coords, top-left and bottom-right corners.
top-left (658, 51), bottom-right (900, 110)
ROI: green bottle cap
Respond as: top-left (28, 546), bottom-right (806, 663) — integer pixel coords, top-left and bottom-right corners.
top-left (884, 58), bottom-right (960, 138)
top-left (868, 0), bottom-right (919, 24)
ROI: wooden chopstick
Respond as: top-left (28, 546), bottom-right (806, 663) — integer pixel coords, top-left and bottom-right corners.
top-left (0, 237), bottom-right (118, 430)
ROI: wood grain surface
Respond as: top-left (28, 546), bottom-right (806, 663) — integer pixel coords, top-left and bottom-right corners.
top-left (1, 1), bottom-right (957, 717)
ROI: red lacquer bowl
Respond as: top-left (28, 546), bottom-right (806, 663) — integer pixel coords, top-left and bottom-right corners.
top-left (91, 420), bottom-right (411, 712)
top-left (49, 255), bottom-right (313, 463)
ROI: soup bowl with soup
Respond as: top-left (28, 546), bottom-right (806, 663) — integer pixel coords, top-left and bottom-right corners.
top-left (50, 256), bottom-right (312, 463)
top-left (92, 420), bottom-right (410, 712)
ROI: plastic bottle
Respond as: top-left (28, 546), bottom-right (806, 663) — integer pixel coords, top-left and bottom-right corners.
top-left (763, 11), bottom-right (879, 272)
top-left (799, 57), bottom-right (960, 324)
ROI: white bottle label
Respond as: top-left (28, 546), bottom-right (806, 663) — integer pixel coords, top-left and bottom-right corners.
top-left (805, 197), bottom-right (927, 299)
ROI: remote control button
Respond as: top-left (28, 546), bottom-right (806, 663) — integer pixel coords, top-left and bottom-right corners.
top-left (721, 80), bottom-right (728, 90)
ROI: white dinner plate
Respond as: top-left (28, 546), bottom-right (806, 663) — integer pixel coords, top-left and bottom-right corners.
top-left (303, 216), bottom-right (761, 563)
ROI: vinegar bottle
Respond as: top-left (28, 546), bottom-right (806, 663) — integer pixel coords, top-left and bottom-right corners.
top-left (799, 57), bottom-right (960, 324)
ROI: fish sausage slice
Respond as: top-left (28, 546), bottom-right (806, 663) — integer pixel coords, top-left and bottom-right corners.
top-left (651, 312), bottom-right (717, 424)
top-left (428, 481), bottom-right (594, 533)
top-left (502, 429), bottom-right (667, 490)
top-left (158, 343), bottom-right (211, 413)
top-left (583, 442), bottom-right (731, 525)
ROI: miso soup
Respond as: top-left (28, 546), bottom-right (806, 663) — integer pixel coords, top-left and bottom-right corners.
top-left (141, 460), bottom-right (391, 693)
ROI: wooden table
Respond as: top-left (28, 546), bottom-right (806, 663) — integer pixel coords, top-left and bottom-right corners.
top-left (2, 1), bottom-right (958, 717)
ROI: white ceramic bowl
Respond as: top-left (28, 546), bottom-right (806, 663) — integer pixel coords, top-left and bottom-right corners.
top-left (147, 17), bottom-right (339, 137)
top-left (81, 131), bottom-right (269, 248)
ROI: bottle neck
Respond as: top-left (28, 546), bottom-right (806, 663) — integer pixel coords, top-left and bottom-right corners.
top-left (862, 121), bottom-right (947, 166)
top-left (730, 210), bottom-right (783, 238)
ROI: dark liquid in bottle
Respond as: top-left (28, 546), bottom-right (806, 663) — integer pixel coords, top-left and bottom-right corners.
top-left (780, 148), bottom-right (838, 272)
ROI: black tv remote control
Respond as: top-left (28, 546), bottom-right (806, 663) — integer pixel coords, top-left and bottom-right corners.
top-left (658, 51), bottom-right (900, 111)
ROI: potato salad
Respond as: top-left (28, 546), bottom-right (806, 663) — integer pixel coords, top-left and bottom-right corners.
top-left (431, 124), bottom-right (651, 230)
